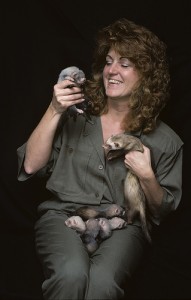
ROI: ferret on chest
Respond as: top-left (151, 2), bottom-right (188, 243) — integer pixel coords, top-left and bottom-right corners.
top-left (103, 133), bottom-right (151, 243)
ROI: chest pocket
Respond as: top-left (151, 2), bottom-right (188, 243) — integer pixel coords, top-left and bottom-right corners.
top-left (50, 142), bottom-right (93, 193)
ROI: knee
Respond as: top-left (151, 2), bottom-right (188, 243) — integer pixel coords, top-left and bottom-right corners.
top-left (94, 270), bottom-right (115, 291)
top-left (88, 267), bottom-right (124, 299)
top-left (62, 261), bottom-right (88, 285)
top-left (55, 263), bottom-right (88, 288)
top-left (43, 260), bottom-right (89, 299)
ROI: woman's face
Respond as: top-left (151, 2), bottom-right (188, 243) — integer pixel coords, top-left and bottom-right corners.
top-left (103, 49), bottom-right (139, 101)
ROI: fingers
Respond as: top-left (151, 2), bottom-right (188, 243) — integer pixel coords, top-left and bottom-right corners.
top-left (51, 80), bottom-right (85, 114)
top-left (54, 79), bottom-right (83, 96)
top-left (124, 145), bottom-right (151, 177)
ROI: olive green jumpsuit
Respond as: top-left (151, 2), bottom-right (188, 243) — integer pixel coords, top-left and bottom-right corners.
top-left (17, 115), bottom-right (183, 300)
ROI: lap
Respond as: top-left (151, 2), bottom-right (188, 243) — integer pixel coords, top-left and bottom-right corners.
top-left (35, 209), bottom-right (147, 277)
top-left (35, 210), bottom-right (89, 275)
top-left (90, 222), bottom-right (147, 278)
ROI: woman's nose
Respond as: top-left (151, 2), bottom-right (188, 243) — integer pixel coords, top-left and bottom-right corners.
top-left (108, 63), bottom-right (118, 74)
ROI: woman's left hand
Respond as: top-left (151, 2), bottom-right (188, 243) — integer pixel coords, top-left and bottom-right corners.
top-left (124, 145), bottom-right (153, 180)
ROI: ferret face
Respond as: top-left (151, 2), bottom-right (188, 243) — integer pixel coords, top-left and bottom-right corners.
top-left (58, 66), bottom-right (86, 86)
top-left (86, 218), bottom-right (100, 233)
top-left (103, 134), bottom-right (143, 152)
top-left (109, 217), bottom-right (127, 230)
top-left (73, 70), bottom-right (86, 85)
top-left (104, 135), bottom-right (123, 150)
top-left (65, 216), bottom-right (86, 233)
top-left (98, 218), bottom-right (112, 239)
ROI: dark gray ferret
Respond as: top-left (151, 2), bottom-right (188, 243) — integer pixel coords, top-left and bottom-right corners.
top-left (103, 133), bottom-right (151, 243)
top-left (57, 66), bottom-right (92, 122)
top-left (81, 218), bottom-right (100, 254)
top-left (72, 203), bottom-right (125, 221)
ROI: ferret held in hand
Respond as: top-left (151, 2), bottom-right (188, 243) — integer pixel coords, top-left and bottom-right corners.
top-left (58, 66), bottom-right (92, 122)
top-left (65, 204), bottom-right (127, 254)
top-left (103, 133), bottom-right (152, 243)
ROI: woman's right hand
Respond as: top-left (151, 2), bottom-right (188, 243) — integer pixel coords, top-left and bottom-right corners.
top-left (51, 79), bottom-right (85, 114)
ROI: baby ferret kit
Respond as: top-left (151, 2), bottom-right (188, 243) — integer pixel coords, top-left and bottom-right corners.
top-left (65, 204), bottom-right (127, 254)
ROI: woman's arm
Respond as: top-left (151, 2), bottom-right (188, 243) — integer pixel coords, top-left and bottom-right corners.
top-left (124, 145), bottom-right (166, 219)
top-left (24, 79), bottom-right (85, 174)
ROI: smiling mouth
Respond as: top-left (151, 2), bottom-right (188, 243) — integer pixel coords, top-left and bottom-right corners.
top-left (108, 79), bottom-right (121, 84)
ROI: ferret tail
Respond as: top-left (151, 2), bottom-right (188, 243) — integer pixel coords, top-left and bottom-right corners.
top-left (139, 204), bottom-right (152, 243)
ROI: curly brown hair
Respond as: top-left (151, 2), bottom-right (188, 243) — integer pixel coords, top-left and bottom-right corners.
top-left (85, 18), bottom-right (170, 133)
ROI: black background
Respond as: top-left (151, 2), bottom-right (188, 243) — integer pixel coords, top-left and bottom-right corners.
top-left (2, 1), bottom-right (191, 299)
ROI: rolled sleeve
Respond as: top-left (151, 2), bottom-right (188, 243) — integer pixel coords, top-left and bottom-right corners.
top-left (151, 146), bottom-right (183, 225)
top-left (17, 131), bottom-right (62, 182)
top-left (17, 143), bottom-right (32, 181)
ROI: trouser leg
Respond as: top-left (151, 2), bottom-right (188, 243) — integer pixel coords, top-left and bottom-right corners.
top-left (35, 210), bottom-right (90, 300)
top-left (86, 224), bottom-right (147, 300)
top-left (35, 210), bottom-right (147, 300)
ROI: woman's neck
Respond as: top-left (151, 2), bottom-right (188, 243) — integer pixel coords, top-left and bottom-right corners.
top-left (101, 101), bottom-right (131, 142)
top-left (106, 99), bottom-right (130, 121)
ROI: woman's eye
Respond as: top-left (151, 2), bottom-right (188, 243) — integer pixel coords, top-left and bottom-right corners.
top-left (106, 61), bottom-right (112, 65)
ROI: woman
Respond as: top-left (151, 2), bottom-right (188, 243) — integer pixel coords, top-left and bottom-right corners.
top-left (17, 18), bottom-right (183, 300)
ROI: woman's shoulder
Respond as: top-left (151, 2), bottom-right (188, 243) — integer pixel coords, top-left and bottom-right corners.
top-left (142, 119), bottom-right (184, 151)
top-left (156, 120), bottom-right (183, 142)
